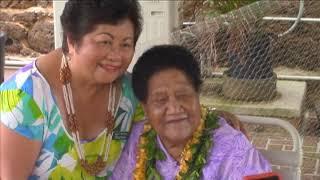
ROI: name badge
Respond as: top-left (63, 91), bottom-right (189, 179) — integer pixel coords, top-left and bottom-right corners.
top-left (113, 131), bottom-right (129, 140)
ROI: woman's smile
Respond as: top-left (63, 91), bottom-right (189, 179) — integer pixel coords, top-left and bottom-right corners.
top-left (99, 63), bottom-right (121, 72)
top-left (165, 114), bottom-right (188, 124)
top-left (164, 117), bottom-right (190, 133)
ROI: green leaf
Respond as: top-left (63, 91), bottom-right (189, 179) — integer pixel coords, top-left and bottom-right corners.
top-left (155, 149), bottom-right (166, 160)
top-left (189, 171), bottom-right (200, 179)
top-left (152, 168), bottom-right (162, 180)
top-left (133, 103), bottom-right (145, 122)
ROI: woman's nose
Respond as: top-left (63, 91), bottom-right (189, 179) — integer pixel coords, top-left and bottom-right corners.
top-left (108, 46), bottom-right (121, 62)
top-left (167, 97), bottom-right (183, 114)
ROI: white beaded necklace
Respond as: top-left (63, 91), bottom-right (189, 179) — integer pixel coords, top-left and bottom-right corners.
top-left (60, 54), bottom-right (116, 175)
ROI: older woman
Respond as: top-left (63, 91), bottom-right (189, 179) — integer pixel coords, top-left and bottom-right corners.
top-left (0, 0), bottom-right (142, 179)
top-left (112, 45), bottom-right (271, 179)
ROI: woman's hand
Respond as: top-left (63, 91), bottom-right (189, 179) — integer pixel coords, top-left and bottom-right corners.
top-left (216, 110), bottom-right (250, 139)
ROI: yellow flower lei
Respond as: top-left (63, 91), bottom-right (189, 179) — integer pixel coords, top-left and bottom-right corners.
top-left (176, 117), bottom-right (204, 180)
top-left (133, 106), bottom-right (219, 180)
top-left (134, 123), bottom-right (152, 179)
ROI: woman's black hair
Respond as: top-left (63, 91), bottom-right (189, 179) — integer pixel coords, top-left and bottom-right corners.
top-left (60, 0), bottom-right (142, 54)
top-left (132, 45), bottom-right (202, 103)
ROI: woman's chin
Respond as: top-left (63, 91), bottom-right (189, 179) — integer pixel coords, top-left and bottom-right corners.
top-left (164, 121), bottom-right (194, 138)
top-left (163, 129), bottom-right (193, 145)
top-left (95, 73), bottom-right (120, 84)
top-left (95, 68), bottom-right (123, 83)
top-left (95, 77), bottom-right (116, 84)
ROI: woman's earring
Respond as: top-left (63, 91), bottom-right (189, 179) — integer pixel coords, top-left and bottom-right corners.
top-left (60, 54), bottom-right (72, 84)
top-left (66, 54), bottom-right (71, 62)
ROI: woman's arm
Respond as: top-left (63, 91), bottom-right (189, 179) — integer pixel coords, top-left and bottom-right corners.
top-left (0, 124), bottom-right (41, 180)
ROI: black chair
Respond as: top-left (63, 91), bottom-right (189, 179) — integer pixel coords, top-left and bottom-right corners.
top-left (0, 31), bottom-right (6, 84)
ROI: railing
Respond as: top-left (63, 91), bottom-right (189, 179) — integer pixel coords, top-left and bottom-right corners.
top-left (2, 58), bottom-right (33, 83)
top-left (4, 59), bottom-right (33, 69)
top-left (210, 72), bottom-right (320, 81)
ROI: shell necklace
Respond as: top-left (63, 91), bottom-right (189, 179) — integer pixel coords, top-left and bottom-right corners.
top-left (60, 54), bottom-right (116, 176)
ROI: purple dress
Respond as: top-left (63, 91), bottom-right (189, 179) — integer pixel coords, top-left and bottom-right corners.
top-left (111, 118), bottom-right (271, 180)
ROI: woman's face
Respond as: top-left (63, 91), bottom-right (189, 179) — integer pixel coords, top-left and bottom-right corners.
top-left (68, 18), bottom-right (135, 84)
top-left (142, 68), bottom-right (201, 145)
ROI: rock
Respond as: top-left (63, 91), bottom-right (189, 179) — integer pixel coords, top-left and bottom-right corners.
top-left (0, 1), bottom-right (11, 8)
top-left (5, 37), bottom-right (23, 54)
top-left (13, 11), bottom-right (38, 27)
top-left (9, 0), bottom-right (37, 9)
top-left (21, 47), bottom-right (40, 57)
top-left (0, 21), bottom-right (27, 40)
top-left (2, 0), bottom-right (51, 9)
top-left (0, 11), bottom-right (11, 22)
top-left (11, 7), bottom-right (53, 28)
top-left (37, 0), bottom-right (52, 8)
top-left (28, 19), bottom-right (54, 53)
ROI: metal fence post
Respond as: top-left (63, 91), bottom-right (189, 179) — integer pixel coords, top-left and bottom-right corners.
top-left (0, 31), bottom-right (6, 84)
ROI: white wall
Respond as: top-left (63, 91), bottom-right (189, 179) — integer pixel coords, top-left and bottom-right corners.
top-left (130, 1), bottom-right (179, 71)
top-left (53, 0), bottom-right (179, 72)
top-left (53, 1), bottom-right (66, 50)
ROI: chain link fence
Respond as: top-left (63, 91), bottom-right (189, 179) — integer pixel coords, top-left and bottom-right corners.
top-left (172, 0), bottom-right (320, 179)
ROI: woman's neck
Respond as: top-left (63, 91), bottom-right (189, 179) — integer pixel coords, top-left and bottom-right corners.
top-left (68, 66), bottom-right (112, 100)
top-left (160, 137), bottom-right (188, 162)
top-left (71, 79), bottom-right (109, 101)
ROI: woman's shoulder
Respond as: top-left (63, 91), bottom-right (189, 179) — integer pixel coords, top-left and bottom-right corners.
top-left (0, 60), bottom-right (51, 140)
top-left (1, 61), bottom-right (43, 93)
top-left (119, 72), bottom-right (132, 84)
top-left (119, 72), bottom-right (134, 93)
top-left (207, 117), bottom-right (272, 178)
top-left (118, 72), bottom-right (140, 106)
top-left (1, 49), bottom-right (61, 92)
top-left (214, 117), bottom-right (242, 136)
top-left (212, 117), bottom-right (252, 150)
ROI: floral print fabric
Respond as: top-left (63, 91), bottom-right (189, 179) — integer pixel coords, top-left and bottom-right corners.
top-left (0, 61), bottom-right (140, 179)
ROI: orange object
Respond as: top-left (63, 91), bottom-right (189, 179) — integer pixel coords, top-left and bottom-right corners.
top-left (243, 172), bottom-right (282, 180)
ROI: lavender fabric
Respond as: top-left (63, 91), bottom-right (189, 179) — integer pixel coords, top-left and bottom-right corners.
top-left (111, 118), bottom-right (271, 180)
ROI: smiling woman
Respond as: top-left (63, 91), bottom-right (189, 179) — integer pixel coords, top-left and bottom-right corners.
top-left (65, 20), bottom-right (135, 84)
top-left (112, 45), bottom-right (272, 180)
top-left (144, 68), bottom-right (202, 150)
top-left (0, 0), bottom-right (142, 179)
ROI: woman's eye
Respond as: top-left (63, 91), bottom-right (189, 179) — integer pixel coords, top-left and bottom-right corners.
top-left (122, 43), bottom-right (133, 48)
top-left (177, 93), bottom-right (194, 102)
top-left (103, 41), bottom-right (112, 45)
top-left (98, 40), bottom-right (112, 46)
top-left (177, 93), bottom-right (187, 99)
top-left (154, 97), bottom-right (167, 105)
top-left (156, 98), bottom-right (165, 103)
